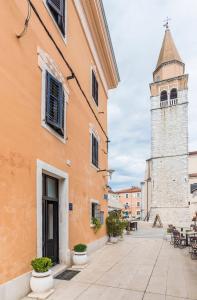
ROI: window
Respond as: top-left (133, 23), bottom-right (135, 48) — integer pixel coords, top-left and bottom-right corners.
top-left (91, 133), bottom-right (99, 168)
top-left (126, 193), bottom-right (128, 198)
top-left (46, 0), bottom-right (65, 36)
top-left (160, 90), bottom-right (168, 101)
top-left (137, 211), bottom-right (140, 215)
top-left (170, 88), bottom-right (177, 99)
top-left (46, 71), bottom-right (64, 137)
top-left (137, 202), bottom-right (140, 207)
top-left (92, 70), bottom-right (98, 106)
top-left (91, 202), bottom-right (104, 224)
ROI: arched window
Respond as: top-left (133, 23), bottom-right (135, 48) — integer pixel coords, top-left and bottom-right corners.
top-left (170, 88), bottom-right (177, 99)
top-left (160, 90), bottom-right (167, 101)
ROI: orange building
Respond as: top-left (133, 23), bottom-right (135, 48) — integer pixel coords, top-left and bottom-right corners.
top-left (0, 1), bottom-right (119, 299)
top-left (114, 188), bottom-right (142, 219)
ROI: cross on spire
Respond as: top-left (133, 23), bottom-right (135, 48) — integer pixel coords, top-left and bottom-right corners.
top-left (163, 17), bottom-right (171, 30)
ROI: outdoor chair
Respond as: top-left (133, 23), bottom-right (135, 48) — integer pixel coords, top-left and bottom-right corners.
top-left (172, 230), bottom-right (187, 249)
top-left (189, 236), bottom-right (197, 259)
top-left (170, 227), bottom-right (177, 245)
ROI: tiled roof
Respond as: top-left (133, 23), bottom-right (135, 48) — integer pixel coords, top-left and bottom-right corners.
top-left (113, 187), bottom-right (141, 194)
top-left (189, 151), bottom-right (197, 156)
top-left (189, 173), bottom-right (197, 178)
top-left (156, 29), bottom-right (182, 68)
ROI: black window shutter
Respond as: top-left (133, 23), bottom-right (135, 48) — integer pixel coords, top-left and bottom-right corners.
top-left (95, 79), bottom-right (98, 106)
top-left (92, 134), bottom-right (94, 165)
top-left (92, 71), bottom-right (98, 106)
top-left (95, 138), bottom-right (98, 167)
top-left (47, 0), bottom-right (64, 15)
top-left (91, 134), bottom-right (98, 168)
top-left (46, 71), bottom-right (64, 136)
top-left (47, 0), bottom-right (65, 35)
top-left (92, 71), bottom-right (95, 99)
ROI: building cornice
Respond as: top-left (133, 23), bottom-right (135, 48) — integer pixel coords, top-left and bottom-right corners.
top-left (74, 0), bottom-right (119, 92)
top-left (150, 74), bottom-right (189, 89)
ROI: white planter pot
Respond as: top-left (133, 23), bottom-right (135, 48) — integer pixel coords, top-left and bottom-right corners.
top-left (109, 236), bottom-right (118, 243)
top-left (30, 270), bottom-right (54, 293)
top-left (73, 252), bottom-right (88, 265)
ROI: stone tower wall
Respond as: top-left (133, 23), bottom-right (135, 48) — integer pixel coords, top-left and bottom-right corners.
top-left (150, 88), bottom-right (189, 225)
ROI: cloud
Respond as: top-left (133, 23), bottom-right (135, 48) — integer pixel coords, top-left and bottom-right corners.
top-left (103, 0), bottom-right (197, 190)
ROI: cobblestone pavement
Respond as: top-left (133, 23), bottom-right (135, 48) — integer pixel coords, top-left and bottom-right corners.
top-left (24, 222), bottom-right (197, 300)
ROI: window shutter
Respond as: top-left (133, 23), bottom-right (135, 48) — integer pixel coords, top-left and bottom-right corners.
top-left (95, 138), bottom-right (98, 167)
top-left (99, 211), bottom-right (104, 224)
top-left (47, 0), bottom-right (65, 35)
top-left (92, 71), bottom-right (95, 99)
top-left (46, 71), bottom-right (64, 136)
top-left (92, 71), bottom-right (98, 106)
top-left (95, 204), bottom-right (101, 219)
top-left (95, 79), bottom-right (98, 105)
top-left (47, 0), bottom-right (64, 16)
top-left (91, 134), bottom-right (99, 168)
top-left (92, 134), bottom-right (95, 165)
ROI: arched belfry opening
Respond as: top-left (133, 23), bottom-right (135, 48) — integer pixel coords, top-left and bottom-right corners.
top-left (160, 90), bottom-right (168, 101)
top-left (170, 88), bottom-right (177, 99)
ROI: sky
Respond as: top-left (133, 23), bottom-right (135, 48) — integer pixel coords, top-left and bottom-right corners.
top-left (103, 0), bottom-right (197, 191)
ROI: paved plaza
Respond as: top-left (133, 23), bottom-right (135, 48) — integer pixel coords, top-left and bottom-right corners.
top-left (25, 223), bottom-right (197, 300)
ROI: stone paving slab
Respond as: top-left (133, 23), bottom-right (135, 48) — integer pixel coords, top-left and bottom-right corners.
top-left (22, 222), bottom-right (197, 300)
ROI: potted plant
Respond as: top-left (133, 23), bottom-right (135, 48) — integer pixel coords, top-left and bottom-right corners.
top-left (73, 243), bottom-right (88, 265)
top-left (106, 211), bottom-right (121, 243)
top-left (92, 217), bottom-right (101, 233)
top-left (30, 257), bottom-right (53, 294)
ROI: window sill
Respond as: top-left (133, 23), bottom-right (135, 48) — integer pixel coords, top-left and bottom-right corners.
top-left (90, 224), bottom-right (95, 228)
top-left (42, 122), bottom-right (66, 144)
top-left (91, 163), bottom-right (99, 171)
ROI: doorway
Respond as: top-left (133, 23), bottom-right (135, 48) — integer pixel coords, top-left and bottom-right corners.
top-left (42, 174), bottom-right (59, 264)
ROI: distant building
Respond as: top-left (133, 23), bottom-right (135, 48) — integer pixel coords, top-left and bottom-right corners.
top-left (108, 191), bottom-right (122, 212)
top-left (113, 187), bottom-right (142, 219)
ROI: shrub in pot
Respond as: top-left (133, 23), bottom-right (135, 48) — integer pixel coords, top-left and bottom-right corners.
top-left (30, 257), bottom-right (53, 293)
top-left (106, 211), bottom-right (121, 243)
top-left (73, 244), bottom-right (88, 265)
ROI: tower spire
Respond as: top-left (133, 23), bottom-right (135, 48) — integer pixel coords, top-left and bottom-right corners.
top-left (156, 28), bottom-right (182, 69)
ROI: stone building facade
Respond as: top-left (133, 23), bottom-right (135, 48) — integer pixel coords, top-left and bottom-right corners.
top-left (143, 27), bottom-right (190, 226)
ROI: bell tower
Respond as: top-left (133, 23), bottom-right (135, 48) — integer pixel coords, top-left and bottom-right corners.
top-left (149, 25), bottom-right (190, 225)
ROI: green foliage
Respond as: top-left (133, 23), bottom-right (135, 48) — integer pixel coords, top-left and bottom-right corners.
top-left (106, 211), bottom-right (127, 237)
top-left (74, 243), bottom-right (87, 252)
top-left (92, 217), bottom-right (102, 233)
top-left (31, 257), bottom-right (52, 273)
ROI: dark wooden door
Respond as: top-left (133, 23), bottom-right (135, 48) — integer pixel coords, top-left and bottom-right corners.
top-left (42, 174), bottom-right (59, 264)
